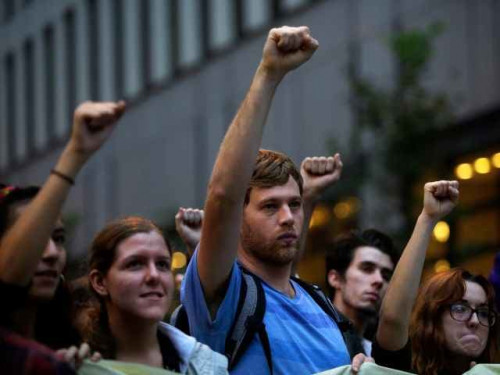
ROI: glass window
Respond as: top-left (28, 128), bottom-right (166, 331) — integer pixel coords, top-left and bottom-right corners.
top-left (178, 0), bottom-right (202, 67)
top-left (64, 9), bottom-right (76, 124)
top-left (208, 0), bottom-right (236, 51)
top-left (281, 0), bottom-right (308, 12)
top-left (112, 0), bottom-right (124, 98)
top-left (139, 0), bottom-right (151, 87)
top-left (149, 0), bottom-right (172, 82)
top-left (4, 52), bottom-right (16, 165)
top-left (23, 39), bottom-right (35, 156)
top-left (43, 25), bottom-right (55, 141)
top-left (87, 0), bottom-right (99, 99)
top-left (2, 0), bottom-right (15, 23)
top-left (242, 0), bottom-right (271, 32)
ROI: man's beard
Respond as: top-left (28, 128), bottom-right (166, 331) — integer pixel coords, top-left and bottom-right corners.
top-left (240, 222), bottom-right (298, 266)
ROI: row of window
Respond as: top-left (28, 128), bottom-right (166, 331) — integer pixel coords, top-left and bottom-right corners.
top-left (1, 0), bottom-right (315, 171)
top-left (2, 0), bottom-right (34, 23)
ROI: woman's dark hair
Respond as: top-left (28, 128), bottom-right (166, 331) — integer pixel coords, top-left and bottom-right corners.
top-left (0, 184), bottom-right (40, 238)
top-left (0, 184), bottom-right (80, 349)
top-left (86, 216), bottom-right (171, 358)
top-left (410, 268), bottom-right (499, 375)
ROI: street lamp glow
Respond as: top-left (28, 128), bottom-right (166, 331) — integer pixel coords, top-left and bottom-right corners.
top-left (474, 157), bottom-right (491, 174)
top-left (455, 163), bottom-right (473, 180)
top-left (433, 221), bottom-right (450, 243)
top-left (492, 153), bottom-right (500, 168)
top-left (172, 252), bottom-right (187, 269)
top-left (434, 259), bottom-right (451, 273)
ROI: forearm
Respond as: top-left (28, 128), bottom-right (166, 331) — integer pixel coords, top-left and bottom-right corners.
top-left (208, 67), bottom-right (280, 199)
top-left (0, 147), bottom-right (85, 285)
top-left (199, 67), bottom-right (281, 297)
top-left (377, 213), bottom-right (437, 349)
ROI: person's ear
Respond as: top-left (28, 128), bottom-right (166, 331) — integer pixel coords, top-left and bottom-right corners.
top-left (328, 269), bottom-right (343, 290)
top-left (89, 269), bottom-right (108, 297)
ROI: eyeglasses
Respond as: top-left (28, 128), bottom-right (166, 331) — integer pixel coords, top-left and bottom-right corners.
top-left (449, 302), bottom-right (497, 327)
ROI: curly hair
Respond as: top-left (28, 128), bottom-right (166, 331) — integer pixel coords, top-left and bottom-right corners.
top-left (409, 268), bottom-right (499, 375)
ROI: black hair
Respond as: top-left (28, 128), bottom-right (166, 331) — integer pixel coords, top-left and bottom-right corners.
top-left (325, 229), bottom-right (400, 298)
top-left (0, 184), bottom-right (40, 238)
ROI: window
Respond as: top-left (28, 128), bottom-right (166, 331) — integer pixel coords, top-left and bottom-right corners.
top-left (139, 0), bottom-right (151, 87)
top-left (242, 0), bottom-right (271, 32)
top-left (112, 0), bottom-right (124, 98)
top-left (23, 39), bottom-right (35, 155)
top-left (64, 9), bottom-right (76, 125)
top-left (43, 25), bottom-right (55, 141)
top-left (149, 0), bottom-right (172, 82)
top-left (4, 52), bottom-right (16, 165)
top-left (208, 0), bottom-right (236, 51)
top-left (2, 0), bottom-right (15, 23)
top-left (281, 0), bottom-right (308, 13)
top-left (178, 0), bottom-right (202, 67)
top-left (87, 0), bottom-right (99, 99)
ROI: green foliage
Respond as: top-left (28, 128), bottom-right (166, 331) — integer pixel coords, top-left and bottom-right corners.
top-left (352, 22), bottom-right (453, 182)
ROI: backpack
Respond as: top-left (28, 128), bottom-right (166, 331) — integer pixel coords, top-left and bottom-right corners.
top-left (171, 267), bottom-right (364, 374)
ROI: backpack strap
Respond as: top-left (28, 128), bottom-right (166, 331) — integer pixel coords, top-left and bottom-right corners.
top-left (170, 304), bottom-right (191, 335)
top-left (291, 276), bottom-right (365, 358)
top-left (225, 267), bottom-right (273, 374)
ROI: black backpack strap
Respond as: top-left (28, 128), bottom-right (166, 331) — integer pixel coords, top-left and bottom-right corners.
top-left (225, 268), bottom-right (273, 374)
top-left (170, 304), bottom-right (191, 335)
top-left (291, 276), bottom-right (365, 358)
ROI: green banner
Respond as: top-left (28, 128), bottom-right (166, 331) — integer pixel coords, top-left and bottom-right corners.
top-left (78, 359), bottom-right (180, 375)
top-left (315, 363), bottom-right (500, 375)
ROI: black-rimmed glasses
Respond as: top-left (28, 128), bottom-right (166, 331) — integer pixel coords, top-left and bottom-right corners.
top-left (449, 302), bottom-right (497, 327)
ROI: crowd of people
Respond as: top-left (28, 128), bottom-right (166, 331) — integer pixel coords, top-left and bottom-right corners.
top-left (0, 26), bottom-right (498, 375)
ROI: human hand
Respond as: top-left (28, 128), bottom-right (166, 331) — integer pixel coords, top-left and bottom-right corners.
top-left (301, 153), bottom-right (342, 202)
top-left (56, 343), bottom-right (101, 369)
top-left (259, 26), bottom-right (318, 81)
top-left (175, 207), bottom-right (204, 254)
top-left (67, 100), bottom-right (126, 159)
top-left (422, 180), bottom-right (459, 221)
top-left (350, 353), bottom-right (374, 374)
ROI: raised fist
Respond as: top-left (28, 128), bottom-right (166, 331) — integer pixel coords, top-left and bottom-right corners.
top-left (422, 180), bottom-right (459, 221)
top-left (68, 100), bottom-right (126, 157)
top-left (260, 26), bottom-right (318, 81)
top-left (301, 153), bottom-right (343, 201)
top-left (175, 207), bottom-right (204, 255)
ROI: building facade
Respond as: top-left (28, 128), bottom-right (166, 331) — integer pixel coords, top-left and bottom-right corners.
top-left (1, 0), bottom-right (499, 283)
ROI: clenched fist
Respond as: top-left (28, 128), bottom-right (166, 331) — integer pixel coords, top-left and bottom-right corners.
top-left (301, 153), bottom-right (343, 201)
top-left (259, 26), bottom-right (318, 81)
top-left (68, 100), bottom-right (126, 157)
top-left (422, 180), bottom-right (459, 221)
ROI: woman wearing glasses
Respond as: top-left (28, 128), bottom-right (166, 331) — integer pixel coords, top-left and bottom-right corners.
top-left (373, 180), bottom-right (498, 375)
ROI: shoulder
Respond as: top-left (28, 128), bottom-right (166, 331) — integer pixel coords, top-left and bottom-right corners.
top-left (158, 322), bottom-right (228, 374)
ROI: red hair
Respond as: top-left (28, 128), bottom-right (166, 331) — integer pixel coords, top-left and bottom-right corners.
top-left (409, 268), bottom-right (498, 375)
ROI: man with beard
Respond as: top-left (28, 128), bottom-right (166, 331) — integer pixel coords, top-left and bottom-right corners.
top-left (180, 26), bottom-right (371, 375)
top-left (326, 230), bottom-right (400, 355)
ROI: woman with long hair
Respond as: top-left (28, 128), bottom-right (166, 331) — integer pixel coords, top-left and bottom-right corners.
top-left (86, 216), bottom-right (227, 374)
top-left (373, 180), bottom-right (498, 374)
top-left (0, 101), bottom-right (125, 370)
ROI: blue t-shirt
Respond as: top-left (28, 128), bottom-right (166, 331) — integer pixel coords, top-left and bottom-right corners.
top-left (181, 250), bottom-right (351, 375)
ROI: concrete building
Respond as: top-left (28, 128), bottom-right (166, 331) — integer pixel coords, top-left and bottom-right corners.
top-left (1, 0), bottom-right (499, 283)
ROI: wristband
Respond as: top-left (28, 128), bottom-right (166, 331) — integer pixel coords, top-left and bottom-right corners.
top-left (50, 169), bottom-right (75, 185)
